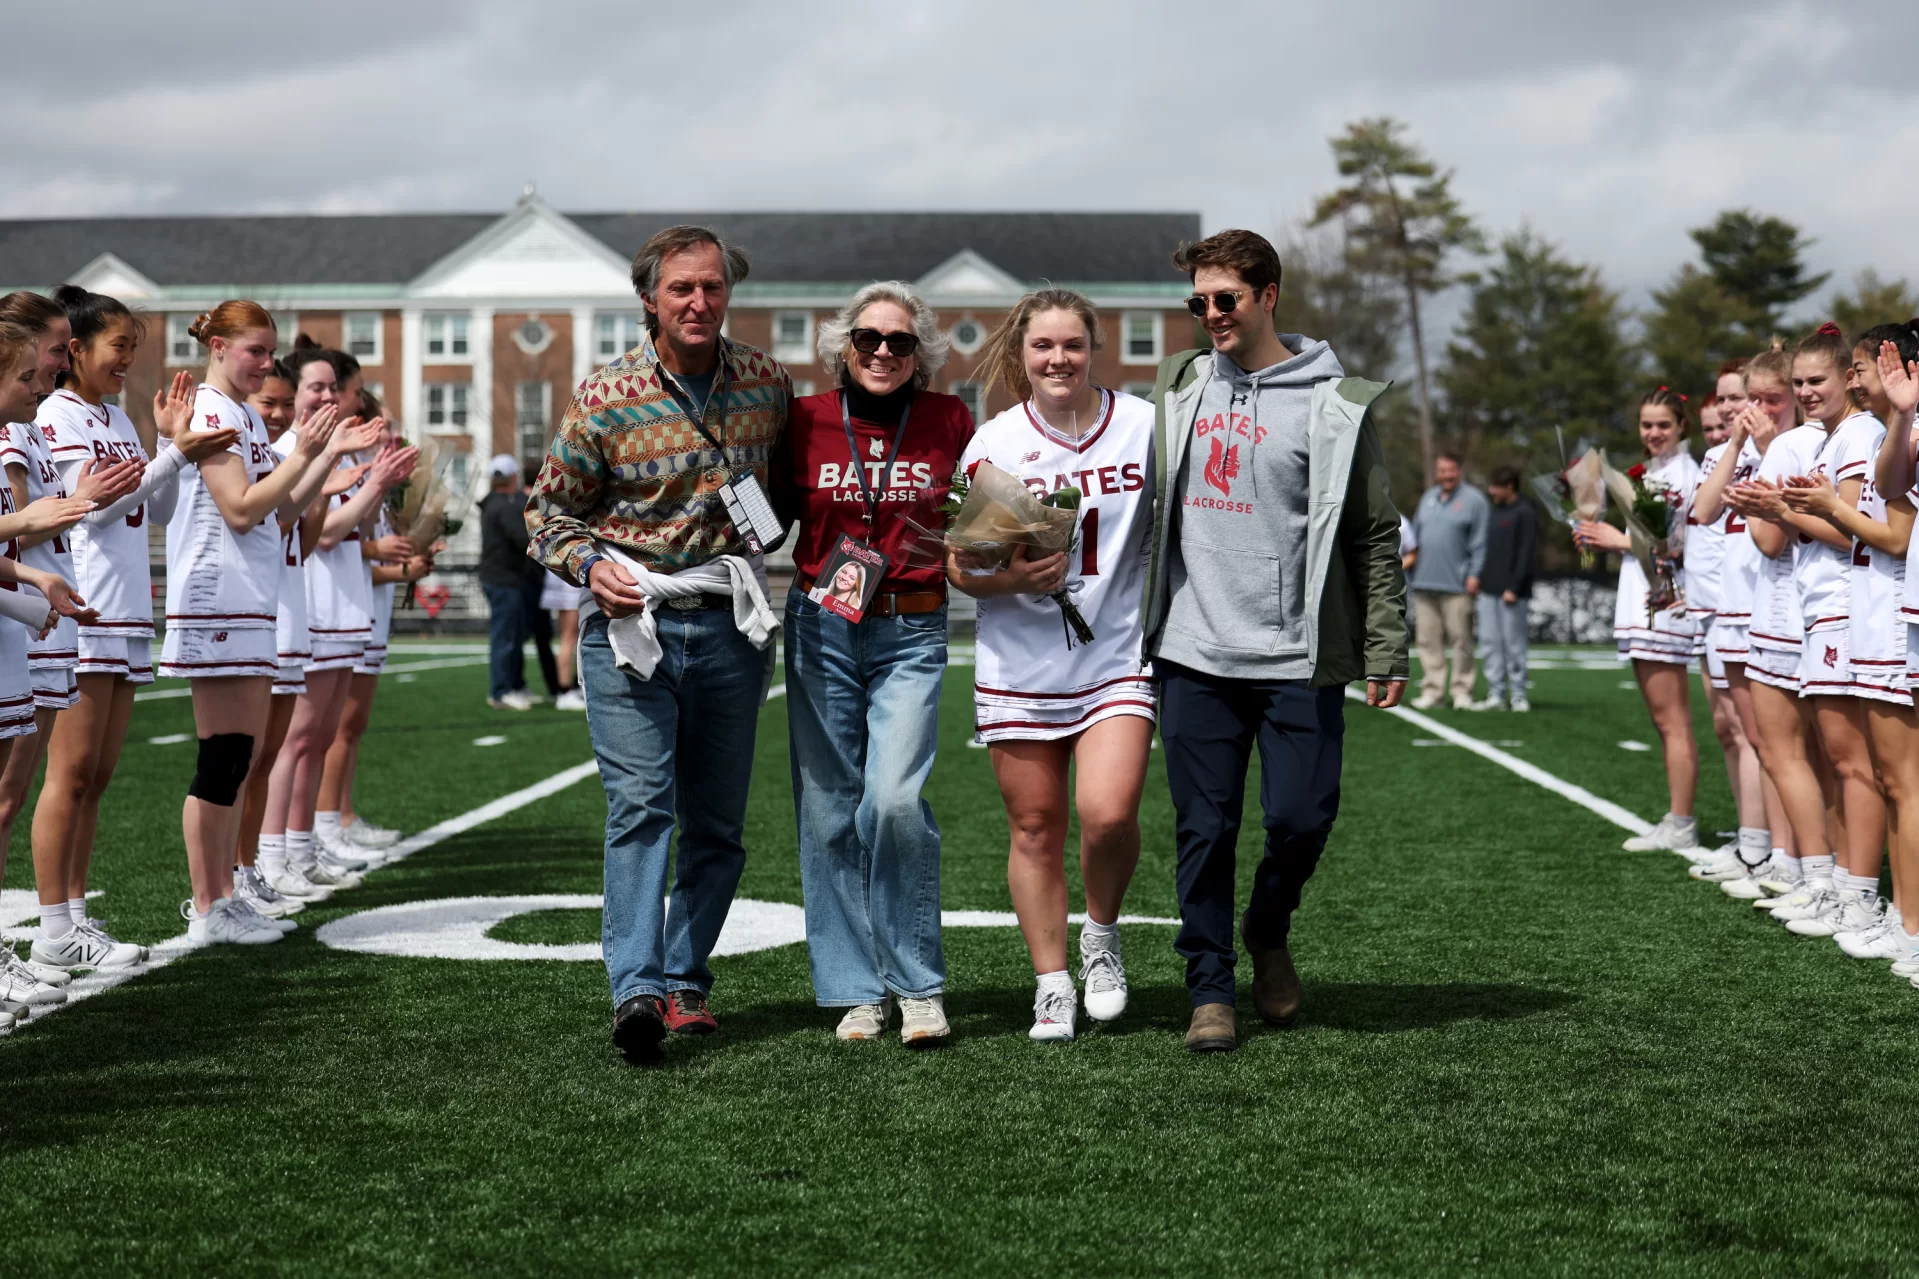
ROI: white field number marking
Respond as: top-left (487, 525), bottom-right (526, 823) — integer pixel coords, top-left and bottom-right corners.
top-left (147, 733), bottom-right (191, 746)
top-left (473, 735), bottom-right (507, 747)
top-left (1617, 740), bottom-right (1652, 752)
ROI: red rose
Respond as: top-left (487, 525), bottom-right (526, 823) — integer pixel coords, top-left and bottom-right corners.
top-left (1626, 463), bottom-right (1647, 481)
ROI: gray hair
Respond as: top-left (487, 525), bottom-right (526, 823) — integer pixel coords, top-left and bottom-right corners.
top-left (817, 281), bottom-right (950, 389)
top-left (631, 225), bottom-right (751, 334)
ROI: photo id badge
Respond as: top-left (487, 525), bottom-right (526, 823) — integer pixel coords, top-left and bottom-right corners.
top-left (808, 534), bottom-right (889, 623)
top-left (718, 471), bottom-right (787, 557)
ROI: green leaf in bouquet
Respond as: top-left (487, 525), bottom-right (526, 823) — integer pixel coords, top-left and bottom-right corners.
top-left (1041, 486), bottom-right (1082, 511)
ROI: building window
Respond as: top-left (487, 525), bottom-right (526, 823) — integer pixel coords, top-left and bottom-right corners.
top-left (271, 311), bottom-right (300, 354)
top-left (425, 383), bottom-right (470, 427)
top-left (166, 315), bottom-right (197, 365)
top-left (1120, 312), bottom-right (1163, 365)
top-left (1121, 382), bottom-right (1156, 400)
top-left (425, 313), bottom-right (471, 359)
top-left (791, 380), bottom-right (816, 398)
top-left (343, 312), bottom-right (383, 362)
top-left (949, 318), bottom-right (986, 354)
top-left (596, 313), bottom-right (643, 360)
top-left (771, 311), bottom-right (812, 364)
top-left (951, 380), bottom-right (985, 423)
top-left (516, 381), bottom-right (550, 468)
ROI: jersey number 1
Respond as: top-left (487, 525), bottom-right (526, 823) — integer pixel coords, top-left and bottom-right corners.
top-left (1078, 507), bottom-right (1099, 577)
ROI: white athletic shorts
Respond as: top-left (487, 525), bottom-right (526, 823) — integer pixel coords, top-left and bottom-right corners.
top-left (31, 662), bottom-right (76, 711)
top-left (1850, 606), bottom-right (1911, 706)
top-left (159, 627), bottom-right (277, 681)
top-left (1799, 625), bottom-right (1855, 698)
top-left (1707, 616), bottom-right (1750, 677)
top-left (76, 634), bottom-right (154, 685)
top-left (1746, 641), bottom-right (1801, 693)
top-left (1616, 626), bottom-right (1697, 666)
top-left (973, 676), bottom-right (1159, 744)
top-left (0, 620), bottom-right (36, 740)
top-left (308, 637), bottom-right (366, 673)
top-left (540, 570), bottom-right (577, 613)
top-left (355, 588), bottom-right (392, 675)
top-left (1702, 633), bottom-right (1727, 690)
top-left (273, 659), bottom-right (306, 698)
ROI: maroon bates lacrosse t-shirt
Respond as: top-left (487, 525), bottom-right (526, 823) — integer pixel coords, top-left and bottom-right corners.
top-left (774, 389), bottom-right (975, 594)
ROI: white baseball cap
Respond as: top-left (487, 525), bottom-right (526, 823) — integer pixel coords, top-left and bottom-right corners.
top-left (490, 454), bottom-right (520, 479)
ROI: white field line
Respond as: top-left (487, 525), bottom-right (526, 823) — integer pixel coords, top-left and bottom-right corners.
top-left (1346, 689), bottom-right (1652, 837)
top-left (134, 655), bottom-right (488, 702)
top-left (5, 758), bottom-right (601, 1033)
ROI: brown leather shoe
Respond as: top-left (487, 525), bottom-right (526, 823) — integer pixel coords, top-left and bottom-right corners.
top-left (1241, 912), bottom-right (1301, 1027)
top-left (1184, 1001), bottom-right (1237, 1053)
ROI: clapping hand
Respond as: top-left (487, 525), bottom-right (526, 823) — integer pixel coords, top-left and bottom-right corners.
top-left (1781, 471), bottom-right (1839, 516)
top-left (71, 457), bottom-right (142, 507)
top-left (1881, 340), bottom-right (1919, 419)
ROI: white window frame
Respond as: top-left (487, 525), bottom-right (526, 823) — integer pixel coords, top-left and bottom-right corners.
top-left (950, 379), bottom-right (986, 423)
top-left (425, 382), bottom-right (471, 427)
top-left (343, 312), bottom-right (383, 364)
top-left (1120, 311), bottom-right (1163, 365)
top-left (515, 380), bottom-right (551, 467)
top-left (595, 312), bottom-right (644, 361)
top-left (948, 317), bottom-right (986, 355)
top-left (166, 314), bottom-right (198, 366)
top-left (424, 312), bottom-right (473, 362)
top-left (771, 310), bottom-right (813, 364)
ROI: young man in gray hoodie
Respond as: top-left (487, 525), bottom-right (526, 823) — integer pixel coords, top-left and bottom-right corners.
top-left (1144, 229), bottom-right (1408, 1053)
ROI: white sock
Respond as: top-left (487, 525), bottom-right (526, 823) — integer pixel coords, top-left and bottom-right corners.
top-left (66, 897), bottom-right (89, 927)
top-left (286, 830), bottom-right (315, 868)
top-left (258, 834), bottom-right (287, 880)
top-left (1036, 969), bottom-right (1074, 996)
top-left (40, 901), bottom-right (71, 939)
top-left (1839, 871), bottom-right (1877, 896)
top-left (1081, 918), bottom-right (1118, 941)
top-left (316, 810), bottom-right (342, 835)
top-left (1737, 827), bottom-right (1769, 868)
top-left (1801, 854), bottom-right (1835, 881)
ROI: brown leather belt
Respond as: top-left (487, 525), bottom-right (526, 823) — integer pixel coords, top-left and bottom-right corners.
top-left (796, 573), bottom-right (946, 618)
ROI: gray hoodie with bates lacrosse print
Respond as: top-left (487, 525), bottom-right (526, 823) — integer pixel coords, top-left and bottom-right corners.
top-left (1156, 335), bottom-right (1346, 682)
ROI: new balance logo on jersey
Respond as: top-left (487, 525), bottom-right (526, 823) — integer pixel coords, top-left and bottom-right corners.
top-left (1021, 451), bottom-right (1041, 464)
top-left (1204, 438), bottom-right (1240, 496)
top-left (214, 632), bottom-right (229, 643)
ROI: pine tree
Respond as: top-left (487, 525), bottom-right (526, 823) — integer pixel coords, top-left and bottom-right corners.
top-left (1643, 264), bottom-right (1762, 398)
top-left (1309, 118), bottom-right (1484, 483)
top-left (1828, 268), bottom-right (1917, 339)
top-left (1691, 209), bottom-right (1828, 333)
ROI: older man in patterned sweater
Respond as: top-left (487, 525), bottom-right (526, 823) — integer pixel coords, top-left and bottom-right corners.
top-left (527, 225), bottom-right (790, 1065)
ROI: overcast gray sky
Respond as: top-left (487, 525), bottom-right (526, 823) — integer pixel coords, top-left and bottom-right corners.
top-left (6, 0), bottom-right (1907, 311)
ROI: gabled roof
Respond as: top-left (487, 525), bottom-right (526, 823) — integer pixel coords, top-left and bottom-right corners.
top-left (0, 209), bottom-right (1199, 290)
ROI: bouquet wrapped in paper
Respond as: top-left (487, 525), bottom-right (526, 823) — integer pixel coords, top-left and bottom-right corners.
top-left (1602, 457), bottom-right (1687, 618)
top-left (904, 461), bottom-right (1093, 646)
top-left (1531, 447), bottom-right (1608, 569)
top-left (385, 436), bottom-right (468, 607)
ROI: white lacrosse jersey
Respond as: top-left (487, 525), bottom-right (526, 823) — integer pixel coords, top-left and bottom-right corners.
top-left (1795, 413), bottom-right (1882, 632)
top-left (165, 384), bottom-right (280, 630)
top-left (268, 430), bottom-right (311, 664)
top-left (1711, 439), bottom-right (1764, 625)
top-left (303, 442), bottom-right (375, 644)
top-left (1749, 425), bottom-right (1828, 654)
top-left (0, 414), bottom-right (76, 663)
top-left (41, 390), bottom-right (171, 638)
top-left (1687, 442), bottom-right (1732, 613)
top-left (962, 389), bottom-right (1156, 739)
top-left (1849, 464), bottom-right (1906, 683)
top-left (1906, 477), bottom-right (1919, 626)
top-left (1613, 449), bottom-right (1701, 646)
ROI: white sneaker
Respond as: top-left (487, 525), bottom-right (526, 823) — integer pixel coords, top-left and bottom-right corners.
top-left (0, 1007), bottom-right (13, 1032)
top-left (183, 898), bottom-right (283, 946)
top-left (342, 817), bottom-right (402, 850)
top-left (1080, 933), bottom-right (1128, 1022)
top-left (1465, 696), bottom-right (1502, 712)
top-left (1806, 892), bottom-right (1880, 943)
top-left (30, 923), bottom-right (145, 972)
top-left (225, 891), bottom-right (296, 936)
top-left (1835, 901), bottom-right (1904, 959)
top-left (1755, 861), bottom-right (1803, 899)
top-left (1622, 814), bottom-right (1702, 854)
top-left (554, 688), bottom-right (587, 712)
top-left (234, 868), bottom-right (301, 918)
top-left (498, 689), bottom-right (537, 711)
top-left (1757, 880), bottom-right (1823, 915)
top-left (1510, 696), bottom-right (1531, 712)
top-left (898, 995), bottom-right (950, 1048)
top-left (267, 864), bottom-right (329, 902)
top-left (316, 829), bottom-right (372, 871)
top-left (1029, 985), bottom-right (1077, 1043)
top-left (1410, 690), bottom-right (1444, 710)
top-left (1778, 885), bottom-right (1846, 935)
top-left (1450, 696), bottom-right (1475, 712)
top-left (1890, 925), bottom-right (1919, 978)
top-left (23, 960), bottom-right (71, 988)
top-left (835, 996), bottom-right (893, 1042)
top-left (0, 951), bottom-right (66, 1013)
top-left (1689, 849), bottom-right (1752, 882)
top-left (298, 856), bottom-right (360, 891)
top-left (1720, 872), bottom-right (1770, 901)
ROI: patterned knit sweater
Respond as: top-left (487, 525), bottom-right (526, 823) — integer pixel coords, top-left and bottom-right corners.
top-left (526, 335), bottom-right (789, 584)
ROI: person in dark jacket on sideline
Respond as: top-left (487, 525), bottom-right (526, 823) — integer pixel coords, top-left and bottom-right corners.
top-left (479, 454), bottom-right (537, 710)
top-left (1471, 464), bottom-right (1537, 712)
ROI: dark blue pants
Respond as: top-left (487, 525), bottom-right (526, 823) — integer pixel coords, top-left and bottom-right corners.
top-left (483, 583), bottom-right (528, 699)
top-left (1158, 662), bottom-right (1345, 1007)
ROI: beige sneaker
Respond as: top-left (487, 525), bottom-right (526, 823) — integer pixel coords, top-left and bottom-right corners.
top-left (898, 995), bottom-right (950, 1048)
top-left (835, 996), bottom-right (893, 1041)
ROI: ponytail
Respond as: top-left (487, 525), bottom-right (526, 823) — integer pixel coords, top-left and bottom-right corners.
top-left (188, 299), bottom-right (274, 348)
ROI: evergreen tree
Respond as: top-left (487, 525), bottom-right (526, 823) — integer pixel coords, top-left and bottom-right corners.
top-left (1691, 209), bottom-right (1829, 333)
top-left (1828, 268), bottom-right (1918, 338)
top-left (1643, 264), bottom-right (1763, 398)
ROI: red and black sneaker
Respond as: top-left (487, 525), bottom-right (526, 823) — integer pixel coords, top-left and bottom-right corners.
top-left (663, 989), bottom-right (719, 1036)
top-left (612, 995), bottom-right (667, 1064)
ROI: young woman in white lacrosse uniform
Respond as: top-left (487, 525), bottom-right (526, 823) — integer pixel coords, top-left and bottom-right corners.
top-left (0, 307), bottom-right (116, 1020)
top-left (1872, 327), bottom-right (1919, 980)
top-left (163, 300), bottom-right (366, 946)
top-left (1575, 387), bottom-right (1705, 854)
top-left (950, 289), bottom-right (1155, 1044)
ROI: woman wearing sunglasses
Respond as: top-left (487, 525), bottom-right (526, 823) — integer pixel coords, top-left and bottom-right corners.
top-left (770, 281), bottom-right (973, 1048)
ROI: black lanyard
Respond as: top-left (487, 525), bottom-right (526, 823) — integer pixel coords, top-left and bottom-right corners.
top-left (657, 346), bottom-right (734, 461)
top-left (840, 391), bottom-right (914, 531)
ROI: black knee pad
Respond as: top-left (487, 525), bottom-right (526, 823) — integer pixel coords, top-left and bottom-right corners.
top-left (188, 732), bottom-right (254, 806)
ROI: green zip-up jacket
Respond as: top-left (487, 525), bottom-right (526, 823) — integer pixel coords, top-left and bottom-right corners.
top-left (1142, 347), bottom-right (1410, 688)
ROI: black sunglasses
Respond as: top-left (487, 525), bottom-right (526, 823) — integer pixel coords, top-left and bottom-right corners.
top-left (849, 328), bottom-right (920, 357)
top-left (1185, 290), bottom-right (1251, 318)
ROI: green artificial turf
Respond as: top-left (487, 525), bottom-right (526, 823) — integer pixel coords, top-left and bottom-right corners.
top-left (2, 643), bottom-right (1917, 1276)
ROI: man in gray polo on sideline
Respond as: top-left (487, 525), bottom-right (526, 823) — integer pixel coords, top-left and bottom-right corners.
top-left (1408, 451), bottom-right (1487, 710)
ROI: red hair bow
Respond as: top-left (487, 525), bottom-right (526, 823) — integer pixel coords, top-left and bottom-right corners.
top-left (1817, 321), bottom-right (1843, 337)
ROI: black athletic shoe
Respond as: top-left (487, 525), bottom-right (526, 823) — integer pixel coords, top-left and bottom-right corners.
top-left (612, 995), bottom-right (668, 1065)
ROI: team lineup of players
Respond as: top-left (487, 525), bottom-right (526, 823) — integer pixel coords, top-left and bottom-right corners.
top-left (0, 288), bottom-right (431, 1027)
top-left (1590, 321), bottom-right (1919, 985)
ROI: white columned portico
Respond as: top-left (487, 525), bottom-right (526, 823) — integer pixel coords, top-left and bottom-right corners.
top-left (400, 306), bottom-right (424, 443)
top-left (570, 305), bottom-right (595, 392)
top-left (469, 305), bottom-right (495, 464)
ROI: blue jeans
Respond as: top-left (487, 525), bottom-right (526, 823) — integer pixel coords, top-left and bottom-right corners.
top-left (1475, 594), bottom-right (1529, 701)
top-left (580, 608), bottom-right (765, 1008)
top-left (483, 582), bottom-right (528, 699)
top-left (784, 594), bottom-right (947, 1004)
